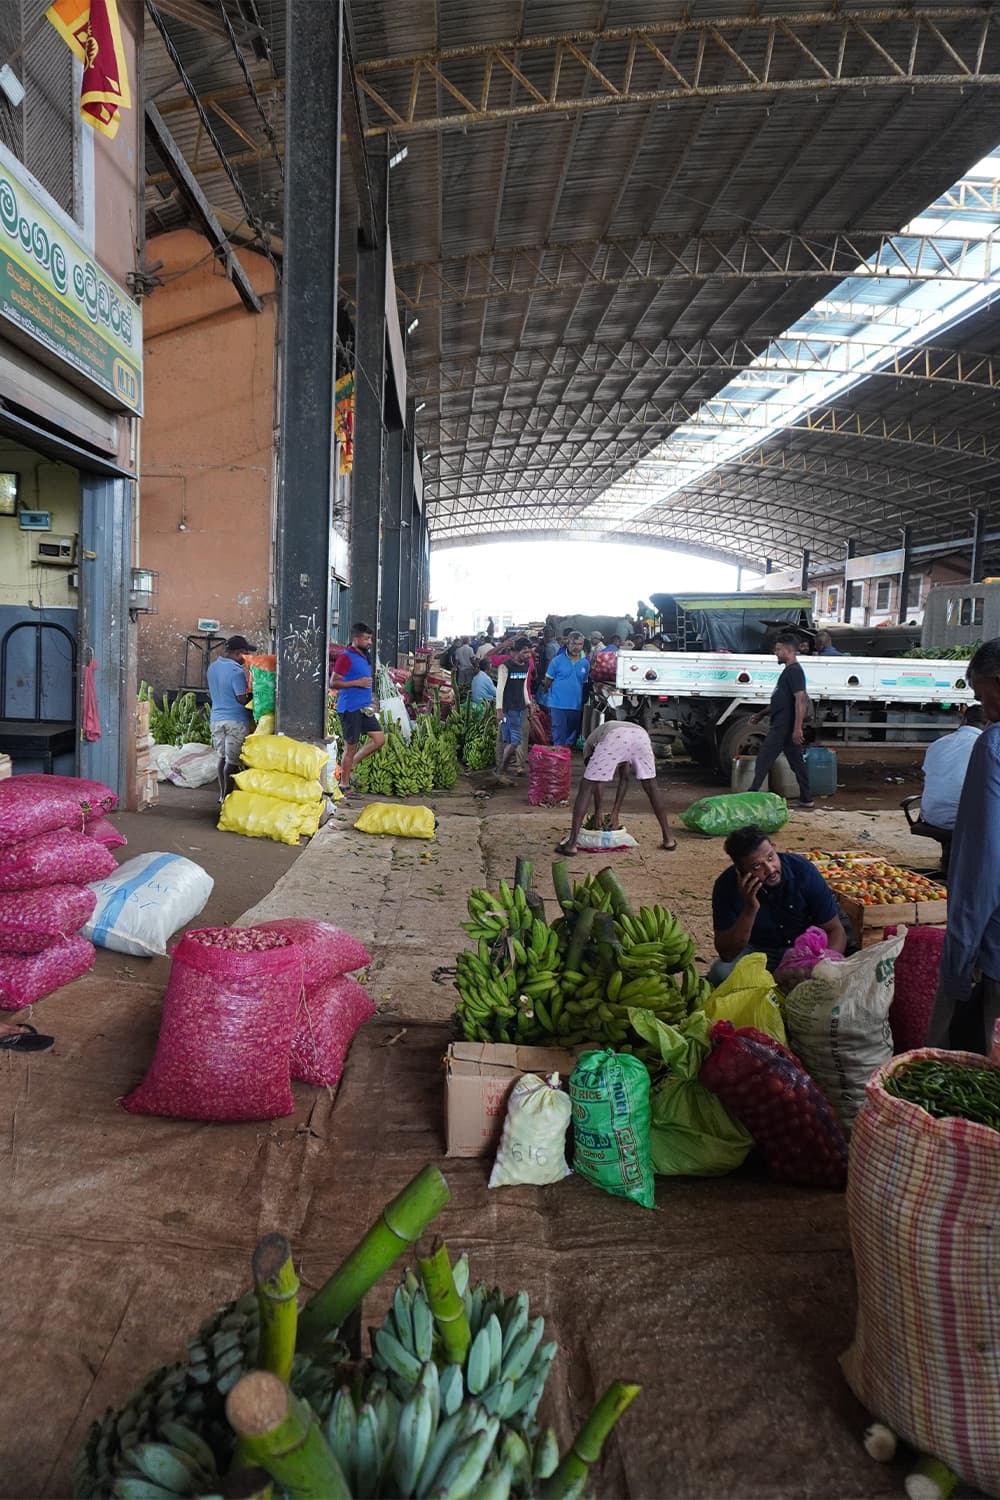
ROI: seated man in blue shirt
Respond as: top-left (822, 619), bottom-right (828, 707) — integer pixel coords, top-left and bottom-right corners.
top-left (470, 666), bottom-right (497, 706)
top-left (709, 823), bottom-right (847, 984)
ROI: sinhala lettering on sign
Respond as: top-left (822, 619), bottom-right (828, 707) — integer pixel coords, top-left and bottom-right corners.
top-left (0, 154), bottom-right (142, 413)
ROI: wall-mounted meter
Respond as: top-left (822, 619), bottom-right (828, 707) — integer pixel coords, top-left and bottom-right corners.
top-left (34, 535), bottom-right (76, 566)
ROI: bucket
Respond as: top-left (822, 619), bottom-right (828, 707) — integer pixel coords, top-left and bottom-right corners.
top-left (730, 755), bottom-right (757, 792)
top-left (805, 745), bottom-right (837, 797)
top-left (769, 755), bottom-right (800, 799)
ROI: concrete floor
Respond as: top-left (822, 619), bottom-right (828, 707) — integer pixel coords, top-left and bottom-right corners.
top-left (0, 754), bottom-right (964, 1497)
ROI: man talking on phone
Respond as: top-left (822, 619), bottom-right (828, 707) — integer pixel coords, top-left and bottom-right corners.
top-left (708, 824), bottom-right (847, 984)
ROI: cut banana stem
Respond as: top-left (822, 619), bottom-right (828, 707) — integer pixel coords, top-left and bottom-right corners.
top-left (541, 1381), bottom-right (641, 1500)
top-left (225, 1372), bottom-right (351, 1500)
top-left (252, 1233), bottom-right (300, 1387)
top-left (565, 905), bottom-right (597, 973)
top-left (298, 1167), bottom-right (450, 1353)
top-left (417, 1238), bottom-right (472, 1366)
top-left (514, 856), bottom-right (533, 893)
top-left (594, 867), bottom-right (634, 918)
top-left (219, 1468), bottom-right (275, 1499)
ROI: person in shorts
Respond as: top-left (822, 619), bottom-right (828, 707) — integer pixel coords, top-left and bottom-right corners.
top-left (495, 637), bottom-right (533, 777)
top-left (207, 634), bottom-right (255, 803)
top-left (331, 622), bottom-right (386, 793)
top-left (556, 720), bottom-right (677, 854)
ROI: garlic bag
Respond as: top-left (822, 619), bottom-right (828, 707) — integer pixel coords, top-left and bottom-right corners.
top-left (488, 1072), bottom-right (572, 1188)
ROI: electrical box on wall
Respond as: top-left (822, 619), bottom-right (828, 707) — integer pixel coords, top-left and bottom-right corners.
top-left (18, 510), bottom-right (51, 530)
top-left (34, 535), bottom-right (76, 566)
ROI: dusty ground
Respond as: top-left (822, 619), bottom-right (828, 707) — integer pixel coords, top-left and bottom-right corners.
top-left (0, 752), bottom-right (960, 1499)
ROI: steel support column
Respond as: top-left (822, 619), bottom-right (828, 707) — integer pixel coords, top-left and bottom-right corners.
top-left (844, 538), bottom-right (856, 622)
top-left (379, 423), bottom-right (404, 665)
top-left (349, 148), bottom-right (389, 640)
top-left (971, 508), bottom-right (986, 582)
top-left (800, 550), bottom-right (810, 593)
top-left (898, 526), bottom-right (913, 624)
top-left (78, 475), bottom-right (133, 802)
top-left (275, 0), bottom-right (342, 739)
top-left (398, 404), bottom-right (416, 658)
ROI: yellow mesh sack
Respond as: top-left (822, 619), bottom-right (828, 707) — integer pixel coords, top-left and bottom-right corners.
top-left (353, 803), bottom-right (435, 840)
top-left (233, 768), bottom-right (324, 803)
top-left (218, 791), bottom-right (308, 847)
top-left (240, 734), bottom-right (329, 782)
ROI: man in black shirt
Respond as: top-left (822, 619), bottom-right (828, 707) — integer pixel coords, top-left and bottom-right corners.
top-left (749, 631), bottom-right (814, 807)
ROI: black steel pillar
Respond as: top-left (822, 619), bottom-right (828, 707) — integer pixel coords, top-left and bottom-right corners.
top-left (275, 0), bottom-right (342, 740)
top-left (378, 422), bottom-right (404, 664)
top-left (897, 525), bottom-right (913, 624)
top-left (765, 557), bottom-right (773, 575)
top-left (844, 538), bottom-right (857, 622)
top-left (350, 149), bottom-right (389, 641)
top-left (398, 404), bottom-right (416, 657)
top-left (971, 508), bottom-right (986, 583)
top-left (800, 549), bottom-right (810, 592)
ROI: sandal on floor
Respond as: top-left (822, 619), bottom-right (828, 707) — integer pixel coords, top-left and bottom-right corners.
top-left (0, 1022), bottom-right (54, 1053)
top-left (555, 840), bottom-right (577, 855)
top-left (661, 838), bottom-right (678, 851)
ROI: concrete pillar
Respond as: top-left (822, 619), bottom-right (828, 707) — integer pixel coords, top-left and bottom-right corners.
top-left (275, 0), bottom-right (342, 739)
top-left (378, 423), bottom-right (404, 664)
top-left (349, 149), bottom-right (389, 641)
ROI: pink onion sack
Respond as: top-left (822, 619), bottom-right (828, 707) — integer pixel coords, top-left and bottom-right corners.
top-left (0, 885), bottom-right (97, 954)
top-left (84, 816), bottom-right (127, 850)
top-left (291, 975), bottom-right (376, 1087)
top-left (250, 918), bottom-right (370, 983)
top-left (528, 745), bottom-right (571, 806)
top-left (773, 925), bottom-right (844, 992)
top-left (0, 828), bottom-right (117, 891)
top-left (884, 923), bottom-right (945, 1053)
top-left (0, 775), bottom-right (117, 842)
top-left (0, 935), bottom-right (95, 1010)
top-left (122, 926), bottom-right (303, 1122)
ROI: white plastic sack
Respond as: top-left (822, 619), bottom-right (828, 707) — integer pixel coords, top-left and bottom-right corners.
top-left (151, 745), bottom-right (182, 782)
top-left (381, 696), bottom-right (411, 742)
top-left (784, 931), bottom-right (905, 1131)
top-left (322, 737), bottom-right (340, 794)
top-left (167, 742), bottom-right (218, 789)
top-left (488, 1072), bottom-right (572, 1188)
top-left (82, 851), bottom-right (214, 957)
top-left (575, 826), bottom-right (638, 853)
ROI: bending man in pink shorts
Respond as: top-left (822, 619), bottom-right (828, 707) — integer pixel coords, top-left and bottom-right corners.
top-left (556, 720), bottom-right (677, 854)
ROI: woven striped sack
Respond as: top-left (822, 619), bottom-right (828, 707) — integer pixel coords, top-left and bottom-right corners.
top-left (841, 1046), bottom-right (1000, 1496)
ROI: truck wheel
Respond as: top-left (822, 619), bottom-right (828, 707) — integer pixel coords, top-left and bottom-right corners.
top-left (716, 715), bottom-right (766, 776)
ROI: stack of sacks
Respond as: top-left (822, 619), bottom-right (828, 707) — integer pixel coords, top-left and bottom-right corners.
top-left (218, 734), bottom-right (329, 846)
top-left (426, 661), bottom-right (454, 715)
top-left (123, 919), bottom-right (374, 1121)
top-left (0, 775), bottom-right (121, 1010)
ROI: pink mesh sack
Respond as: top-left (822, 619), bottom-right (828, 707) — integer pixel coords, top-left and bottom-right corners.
top-left (0, 775), bottom-right (117, 841)
top-left (84, 816), bottom-right (127, 850)
top-left (0, 828), bottom-right (117, 891)
top-left (291, 975), bottom-right (376, 1087)
top-left (773, 925), bottom-right (844, 992)
top-left (884, 923), bottom-right (946, 1053)
top-left (122, 926), bottom-right (304, 1122)
top-left (0, 935), bottom-right (95, 1010)
top-left (528, 745), bottom-right (572, 807)
top-left (251, 918), bottom-right (371, 983)
top-left (0, 885), bottom-right (97, 954)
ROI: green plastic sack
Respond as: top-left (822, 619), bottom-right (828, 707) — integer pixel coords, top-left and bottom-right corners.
top-left (353, 802), bottom-right (435, 840)
top-left (569, 1048), bottom-right (655, 1209)
top-left (628, 1010), bottom-right (753, 1177)
top-left (250, 666), bottom-right (276, 717)
top-left (679, 790), bottom-right (787, 837)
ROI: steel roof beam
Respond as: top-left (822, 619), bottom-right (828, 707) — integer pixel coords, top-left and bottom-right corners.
top-left (393, 227), bottom-right (1000, 309)
top-left (355, 10), bottom-right (1000, 138)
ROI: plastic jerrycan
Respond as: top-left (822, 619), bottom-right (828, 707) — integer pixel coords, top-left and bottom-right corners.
top-left (805, 746), bottom-right (837, 797)
top-left (730, 756), bottom-right (757, 792)
top-left (768, 755), bottom-right (800, 799)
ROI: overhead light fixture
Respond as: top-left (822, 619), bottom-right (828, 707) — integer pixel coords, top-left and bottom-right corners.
top-left (389, 146), bottom-right (408, 169)
top-left (415, 401), bottom-right (426, 413)
top-left (0, 65), bottom-right (25, 108)
top-left (406, 317), bottom-right (419, 335)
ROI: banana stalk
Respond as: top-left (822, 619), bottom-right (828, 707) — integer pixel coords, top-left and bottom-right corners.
top-left (541, 1381), bottom-right (641, 1499)
top-left (417, 1238), bottom-right (471, 1366)
top-left (551, 860), bottom-right (573, 912)
top-left (222, 1469), bottom-right (276, 1499)
top-left (226, 1372), bottom-right (350, 1500)
top-left (595, 867), bottom-right (634, 918)
top-left (565, 906), bottom-right (596, 973)
top-left (514, 857), bottom-right (533, 893)
top-left (297, 1166), bottom-right (450, 1354)
top-left (252, 1233), bottom-right (299, 1385)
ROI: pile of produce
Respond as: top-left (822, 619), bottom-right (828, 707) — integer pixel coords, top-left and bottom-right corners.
top-left (446, 698), bottom-right (498, 772)
top-left (414, 715), bottom-right (460, 789)
top-left (884, 1056), bottom-right (1000, 1130)
top-left (454, 859), bottom-right (710, 1061)
top-left (139, 684), bottom-right (211, 746)
top-left (903, 643), bottom-right (978, 660)
top-left (804, 851), bottom-right (945, 906)
top-left (74, 1165), bottom-right (639, 1500)
top-left (354, 724), bottom-right (436, 796)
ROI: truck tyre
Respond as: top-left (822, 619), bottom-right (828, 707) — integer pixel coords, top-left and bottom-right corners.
top-left (716, 714), bottom-right (767, 777)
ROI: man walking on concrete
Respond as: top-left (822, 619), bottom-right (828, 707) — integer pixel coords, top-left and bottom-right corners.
top-left (331, 622), bottom-right (386, 794)
top-left (750, 632), bottom-right (814, 807)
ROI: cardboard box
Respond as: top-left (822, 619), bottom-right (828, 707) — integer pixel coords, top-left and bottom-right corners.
top-left (841, 895), bottom-right (948, 947)
top-left (444, 1041), bottom-right (578, 1157)
top-left (136, 699), bottom-right (151, 736)
top-left (0, 753), bottom-right (11, 780)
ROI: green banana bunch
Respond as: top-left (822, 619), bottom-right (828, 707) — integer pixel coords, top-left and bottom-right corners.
top-left (564, 875), bottom-right (616, 916)
top-left (456, 883), bottom-right (562, 1045)
top-left (615, 906), bottom-right (696, 975)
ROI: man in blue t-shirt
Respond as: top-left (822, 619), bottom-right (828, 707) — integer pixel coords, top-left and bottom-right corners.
top-left (207, 634), bottom-right (255, 802)
top-left (708, 823), bottom-right (847, 984)
top-left (544, 632), bottom-right (590, 746)
top-left (331, 621), bottom-right (386, 793)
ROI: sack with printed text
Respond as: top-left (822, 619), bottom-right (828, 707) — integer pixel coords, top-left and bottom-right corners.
top-left (570, 1048), bottom-right (654, 1208)
top-left (489, 1072), bottom-right (572, 1188)
top-left (83, 852), bottom-right (214, 957)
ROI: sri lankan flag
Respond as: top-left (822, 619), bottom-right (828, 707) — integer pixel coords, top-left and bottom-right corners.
top-left (46, 0), bottom-right (132, 139)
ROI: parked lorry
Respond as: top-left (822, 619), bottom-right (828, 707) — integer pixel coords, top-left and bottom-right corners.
top-left (592, 590), bottom-right (976, 773)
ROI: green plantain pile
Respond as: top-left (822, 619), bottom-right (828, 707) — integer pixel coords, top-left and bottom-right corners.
top-left (139, 684), bottom-right (211, 747)
top-left (351, 717), bottom-right (459, 797)
top-left (413, 715), bottom-right (460, 790)
top-left (74, 1166), bottom-right (639, 1500)
top-left (454, 859), bottom-right (711, 1065)
top-left (445, 699), bottom-right (498, 772)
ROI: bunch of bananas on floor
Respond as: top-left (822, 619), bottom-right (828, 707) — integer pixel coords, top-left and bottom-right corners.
top-left (455, 880), bottom-right (561, 1045)
top-left (615, 906), bottom-right (712, 1015)
top-left (353, 724), bottom-right (436, 796)
top-left (414, 716), bottom-right (459, 790)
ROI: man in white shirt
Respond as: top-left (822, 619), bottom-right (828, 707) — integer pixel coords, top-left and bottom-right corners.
top-left (920, 705), bottom-right (985, 829)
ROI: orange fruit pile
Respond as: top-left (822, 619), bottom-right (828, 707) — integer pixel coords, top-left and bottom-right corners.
top-left (804, 851), bottom-right (945, 907)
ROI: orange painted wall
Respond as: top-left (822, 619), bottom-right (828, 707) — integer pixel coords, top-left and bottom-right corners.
top-left (138, 228), bottom-right (277, 692)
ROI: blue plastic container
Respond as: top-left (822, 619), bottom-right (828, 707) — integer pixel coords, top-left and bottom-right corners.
top-left (805, 746), bottom-right (837, 797)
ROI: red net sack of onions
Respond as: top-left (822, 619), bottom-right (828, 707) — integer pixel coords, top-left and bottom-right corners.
top-left (0, 774), bottom-right (117, 841)
top-left (291, 974), bottom-right (376, 1088)
top-left (700, 1020), bottom-right (849, 1188)
top-left (0, 935), bottom-right (95, 1010)
top-left (249, 918), bottom-right (370, 985)
top-left (0, 885), bottom-right (97, 953)
top-left (528, 744), bottom-right (571, 806)
top-left (122, 926), bottom-right (303, 1122)
top-left (0, 828), bottom-right (116, 891)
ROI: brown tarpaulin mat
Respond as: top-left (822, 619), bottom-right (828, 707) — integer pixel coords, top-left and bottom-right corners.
top-left (1, 985), bottom-right (899, 1499)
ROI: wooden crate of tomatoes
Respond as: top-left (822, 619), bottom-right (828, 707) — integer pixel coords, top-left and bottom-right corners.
top-left (804, 850), bottom-right (947, 946)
